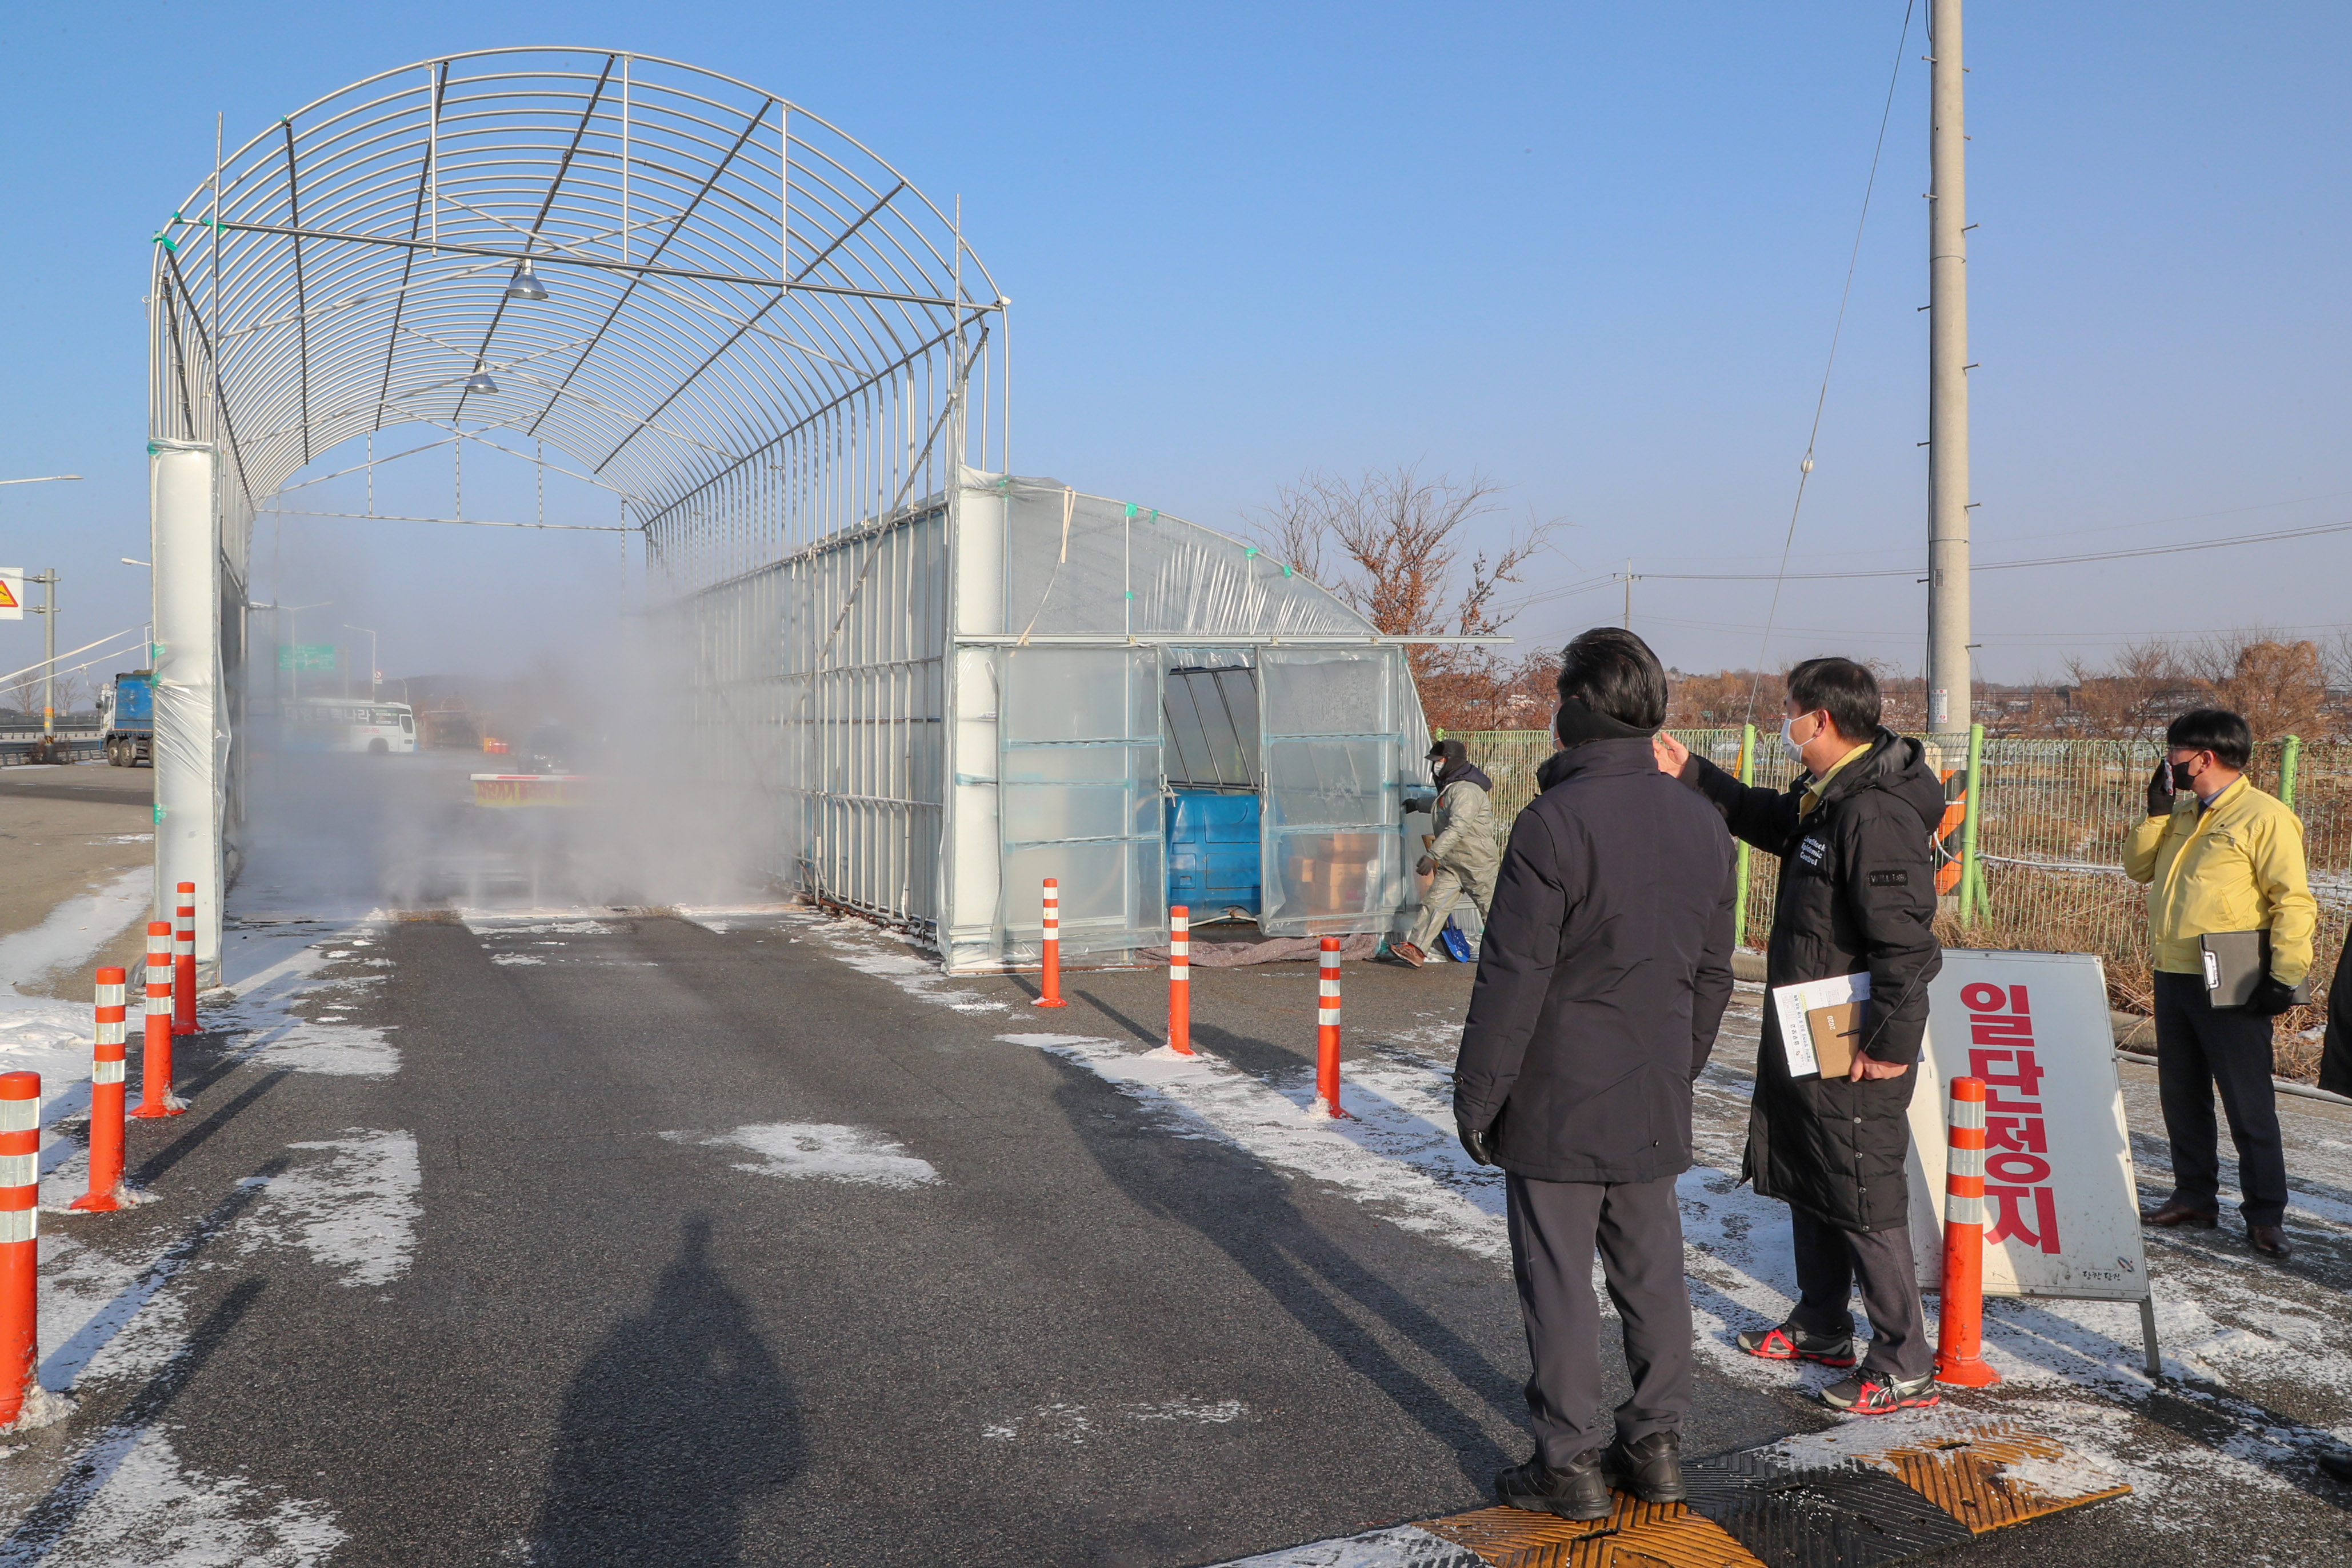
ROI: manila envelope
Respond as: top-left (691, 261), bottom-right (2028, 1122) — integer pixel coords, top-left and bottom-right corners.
top-left (1803, 1001), bottom-right (1864, 1080)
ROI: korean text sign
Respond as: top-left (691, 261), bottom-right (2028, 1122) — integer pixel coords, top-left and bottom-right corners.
top-left (1905, 949), bottom-right (2151, 1302)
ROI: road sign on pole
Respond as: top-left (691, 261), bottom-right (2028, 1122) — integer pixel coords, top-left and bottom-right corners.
top-left (0, 570), bottom-right (19, 621)
top-left (277, 643), bottom-right (335, 672)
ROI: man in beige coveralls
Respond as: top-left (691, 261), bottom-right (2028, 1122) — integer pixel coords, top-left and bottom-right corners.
top-left (1393, 738), bottom-right (1502, 967)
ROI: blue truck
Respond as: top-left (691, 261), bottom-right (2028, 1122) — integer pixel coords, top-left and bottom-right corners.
top-left (98, 671), bottom-right (153, 767)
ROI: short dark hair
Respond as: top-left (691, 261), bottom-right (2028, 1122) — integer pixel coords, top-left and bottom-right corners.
top-left (2166, 708), bottom-right (2252, 769)
top-left (1555, 627), bottom-right (1668, 731)
top-left (1786, 657), bottom-right (1881, 741)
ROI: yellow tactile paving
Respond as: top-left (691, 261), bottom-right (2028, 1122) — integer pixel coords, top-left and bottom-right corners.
top-left (1418, 1498), bottom-right (1770, 1568)
top-left (1874, 1419), bottom-right (2134, 1533)
top-left (1411, 1417), bottom-right (2130, 1567)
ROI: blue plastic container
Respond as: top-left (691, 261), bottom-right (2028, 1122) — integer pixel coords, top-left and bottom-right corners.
top-left (1167, 790), bottom-right (1262, 915)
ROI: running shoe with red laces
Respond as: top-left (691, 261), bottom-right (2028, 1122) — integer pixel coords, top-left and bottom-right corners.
top-left (1734, 1323), bottom-right (1857, 1367)
top-left (1817, 1370), bottom-right (1941, 1415)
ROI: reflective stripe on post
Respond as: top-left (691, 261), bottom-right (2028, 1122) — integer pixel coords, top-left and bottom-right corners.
top-left (1033, 878), bottom-right (1067, 1009)
top-left (172, 881), bottom-right (198, 1036)
top-left (1934, 1075), bottom-right (2001, 1387)
top-left (1167, 906), bottom-right (1193, 1055)
top-left (0, 1072), bottom-right (39, 1427)
top-left (133, 922), bottom-right (187, 1119)
top-left (1315, 937), bottom-right (1343, 1118)
top-left (70, 969), bottom-right (129, 1213)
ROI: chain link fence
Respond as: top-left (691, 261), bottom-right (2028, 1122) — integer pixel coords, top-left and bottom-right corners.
top-left (1453, 727), bottom-right (2350, 1079)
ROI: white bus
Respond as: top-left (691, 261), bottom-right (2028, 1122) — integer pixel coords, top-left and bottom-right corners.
top-left (278, 697), bottom-right (418, 754)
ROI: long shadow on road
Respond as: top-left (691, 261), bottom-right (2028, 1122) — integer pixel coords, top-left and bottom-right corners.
top-left (528, 1215), bottom-right (801, 1566)
top-left (1044, 1054), bottom-right (1521, 1495)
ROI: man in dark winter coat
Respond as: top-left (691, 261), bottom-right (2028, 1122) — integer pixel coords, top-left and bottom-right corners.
top-left (1653, 656), bottom-right (1945, 1417)
top-left (1455, 628), bottom-right (1738, 1520)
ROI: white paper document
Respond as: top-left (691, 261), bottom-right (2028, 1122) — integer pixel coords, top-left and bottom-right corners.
top-left (1770, 971), bottom-right (1871, 1077)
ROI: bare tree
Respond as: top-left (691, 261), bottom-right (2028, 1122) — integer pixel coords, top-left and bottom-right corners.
top-left (2182, 631), bottom-right (2332, 742)
top-left (1247, 465), bottom-right (1566, 730)
top-left (2059, 639), bottom-right (2197, 748)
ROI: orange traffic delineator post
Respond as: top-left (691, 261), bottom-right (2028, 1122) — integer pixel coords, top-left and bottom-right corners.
top-left (1167, 906), bottom-right (1193, 1054)
top-left (0, 1071), bottom-right (40, 1428)
top-left (133, 922), bottom-right (186, 1119)
top-left (1315, 937), bottom-right (1343, 1117)
top-left (1935, 1075), bottom-right (2002, 1387)
top-left (70, 968), bottom-right (129, 1213)
top-left (1034, 878), bottom-right (1067, 1008)
top-left (171, 881), bottom-right (198, 1036)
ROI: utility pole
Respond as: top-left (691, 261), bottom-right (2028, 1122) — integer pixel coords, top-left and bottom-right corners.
top-left (1925, 0), bottom-right (1973, 732)
top-left (29, 570), bottom-right (58, 744)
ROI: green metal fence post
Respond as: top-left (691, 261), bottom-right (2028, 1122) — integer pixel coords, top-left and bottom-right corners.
top-left (1735, 724), bottom-right (1755, 948)
top-left (1958, 722), bottom-right (1986, 927)
top-left (2281, 734), bottom-right (2302, 813)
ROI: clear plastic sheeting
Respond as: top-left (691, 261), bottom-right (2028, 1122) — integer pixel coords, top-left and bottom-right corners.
top-left (997, 645), bottom-right (1163, 957)
top-left (1257, 647), bottom-right (1409, 936)
top-left (938, 471), bottom-right (1431, 963)
top-left (997, 480), bottom-right (1370, 642)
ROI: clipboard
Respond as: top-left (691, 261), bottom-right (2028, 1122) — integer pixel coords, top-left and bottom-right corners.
top-left (2199, 929), bottom-right (2311, 1009)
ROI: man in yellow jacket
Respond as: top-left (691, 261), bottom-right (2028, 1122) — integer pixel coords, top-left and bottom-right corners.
top-left (2122, 708), bottom-right (2316, 1260)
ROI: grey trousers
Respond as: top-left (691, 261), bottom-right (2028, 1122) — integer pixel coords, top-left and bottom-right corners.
top-left (1404, 859), bottom-right (1496, 955)
top-left (1505, 1171), bottom-right (1690, 1465)
top-left (1786, 1206), bottom-right (1933, 1381)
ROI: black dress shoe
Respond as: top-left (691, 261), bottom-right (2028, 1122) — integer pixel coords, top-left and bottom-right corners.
top-left (2141, 1199), bottom-right (2219, 1228)
top-left (1494, 1450), bottom-right (1612, 1521)
top-left (1603, 1430), bottom-right (1687, 1504)
top-left (2249, 1225), bottom-right (2292, 1259)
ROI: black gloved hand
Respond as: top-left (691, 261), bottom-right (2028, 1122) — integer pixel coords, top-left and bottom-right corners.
top-left (1458, 1122), bottom-right (1495, 1167)
top-left (2146, 761), bottom-right (2175, 818)
top-left (1403, 796), bottom-right (1434, 818)
top-left (2247, 975), bottom-right (2300, 1017)
top-left (1415, 855), bottom-right (1435, 877)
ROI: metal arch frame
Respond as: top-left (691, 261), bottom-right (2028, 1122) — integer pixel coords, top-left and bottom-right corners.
top-left (146, 47), bottom-right (1015, 959)
top-left (150, 45), bottom-right (1009, 583)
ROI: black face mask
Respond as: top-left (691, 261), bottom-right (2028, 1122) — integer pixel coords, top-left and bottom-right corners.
top-left (2170, 759), bottom-right (2199, 791)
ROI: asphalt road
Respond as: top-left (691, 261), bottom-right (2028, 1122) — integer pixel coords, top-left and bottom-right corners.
top-left (1, 759), bottom-right (2347, 1562)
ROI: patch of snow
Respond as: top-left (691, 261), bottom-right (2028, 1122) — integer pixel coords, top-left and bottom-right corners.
top-left (1208, 1525), bottom-right (1477, 1568)
top-left (662, 1123), bottom-right (940, 1190)
top-left (999, 1034), bottom-right (1507, 1262)
top-left (0, 867), bottom-right (152, 999)
top-left (7, 1422), bottom-right (343, 1565)
top-left (462, 917), bottom-right (612, 936)
top-left (803, 916), bottom-right (1009, 1013)
top-left (239, 1131), bottom-right (421, 1287)
top-left (489, 953), bottom-right (545, 966)
top-left (231, 1022), bottom-right (398, 1079)
top-left (980, 1399), bottom-right (1244, 1443)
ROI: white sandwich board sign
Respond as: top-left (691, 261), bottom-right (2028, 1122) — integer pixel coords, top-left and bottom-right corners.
top-left (1903, 949), bottom-right (2159, 1368)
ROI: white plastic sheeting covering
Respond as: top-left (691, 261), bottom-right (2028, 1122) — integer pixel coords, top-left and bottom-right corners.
top-left (149, 442), bottom-right (227, 978)
top-left (683, 468), bottom-right (1432, 967)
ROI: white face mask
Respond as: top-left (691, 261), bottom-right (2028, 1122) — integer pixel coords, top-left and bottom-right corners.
top-left (1779, 713), bottom-right (1811, 767)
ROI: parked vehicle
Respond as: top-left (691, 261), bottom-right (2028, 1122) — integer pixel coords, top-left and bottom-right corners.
top-left (99, 671), bottom-right (154, 767)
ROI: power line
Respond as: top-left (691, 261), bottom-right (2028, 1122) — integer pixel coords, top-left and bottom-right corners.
top-left (1742, 0), bottom-right (1916, 723)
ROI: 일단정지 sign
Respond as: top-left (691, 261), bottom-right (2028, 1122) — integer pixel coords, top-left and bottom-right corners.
top-left (1904, 948), bottom-right (2152, 1304)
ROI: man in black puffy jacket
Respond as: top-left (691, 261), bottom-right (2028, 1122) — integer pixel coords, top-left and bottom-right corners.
top-left (1653, 656), bottom-right (1945, 1417)
top-left (1455, 629), bottom-right (1737, 1519)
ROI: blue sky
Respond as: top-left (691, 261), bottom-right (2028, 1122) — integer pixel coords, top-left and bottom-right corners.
top-left (2, 2), bottom-right (2347, 694)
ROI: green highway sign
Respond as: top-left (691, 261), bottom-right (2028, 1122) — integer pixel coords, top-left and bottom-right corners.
top-left (278, 643), bottom-right (337, 672)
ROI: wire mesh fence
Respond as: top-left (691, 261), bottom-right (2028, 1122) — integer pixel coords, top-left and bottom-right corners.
top-left (1453, 727), bottom-right (2351, 1078)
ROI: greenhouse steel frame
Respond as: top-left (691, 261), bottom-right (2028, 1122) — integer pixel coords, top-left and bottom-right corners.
top-left (149, 46), bottom-right (1452, 977)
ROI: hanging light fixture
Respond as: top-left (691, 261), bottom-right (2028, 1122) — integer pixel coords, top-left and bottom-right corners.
top-left (506, 257), bottom-right (549, 301)
top-left (464, 363), bottom-right (499, 395)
